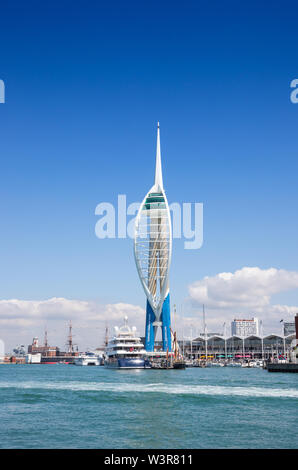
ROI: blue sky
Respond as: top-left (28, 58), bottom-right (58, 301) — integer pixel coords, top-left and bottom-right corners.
top-left (0, 1), bottom-right (298, 348)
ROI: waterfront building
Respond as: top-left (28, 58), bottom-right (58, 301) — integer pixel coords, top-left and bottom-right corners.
top-left (182, 333), bottom-right (295, 361)
top-left (231, 317), bottom-right (259, 336)
top-left (283, 322), bottom-right (295, 336)
top-left (28, 337), bottom-right (59, 357)
top-left (134, 123), bottom-right (172, 352)
top-left (199, 332), bottom-right (221, 338)
top-left (27, 336), bottom-right (79, 364)
top-left (26, 353), bottom-right (41, 364)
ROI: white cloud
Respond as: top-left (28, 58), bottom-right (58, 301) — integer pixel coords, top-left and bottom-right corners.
top-left (187, 267), bottom-right (298, 334)
top-left (188, 267), bottom-right (298, 309)
top-left (0, 298), bottom-right (145, 352)
top-left (0, 298), bottom-right (144, 323)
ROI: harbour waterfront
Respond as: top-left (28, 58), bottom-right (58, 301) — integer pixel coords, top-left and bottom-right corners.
top-left (0, 365), bottom-right (297, 449)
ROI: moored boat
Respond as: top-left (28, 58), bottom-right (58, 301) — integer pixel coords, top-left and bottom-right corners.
top-left (105, 317), bottom-right (151, 369)
top-left (74, 352), bottom-right (103, 366)
top-left (173, 360), bottom-right (186, 369)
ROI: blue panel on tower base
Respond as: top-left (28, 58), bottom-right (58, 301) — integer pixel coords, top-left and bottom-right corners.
top-left (145, 300), bottom-right (155, 351)
top-left (145, 295), bottom-right (172, 352)
top-left (161, 293), bottom-right (172, 352)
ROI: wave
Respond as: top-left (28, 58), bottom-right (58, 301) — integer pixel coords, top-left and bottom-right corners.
top-left (0, 381), bottom-right (297, 398)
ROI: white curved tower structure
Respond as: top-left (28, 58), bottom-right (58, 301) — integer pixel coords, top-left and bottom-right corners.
top-left (134, 123), bottom-right (172, 351)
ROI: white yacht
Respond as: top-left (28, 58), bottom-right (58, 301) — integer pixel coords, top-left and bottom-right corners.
top-left (105, 317), bottom-right (151, 369)
top-left (248, 360), bottom-right (263, 368)
top-left (74, 352), bottom-right (103, 366)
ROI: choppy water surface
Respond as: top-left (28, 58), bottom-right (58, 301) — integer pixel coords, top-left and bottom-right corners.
top-left (0, 365), bottom-right (297, 449)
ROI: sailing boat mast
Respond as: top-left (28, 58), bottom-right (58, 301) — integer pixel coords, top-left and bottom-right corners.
top-left (203, 304), bottom-right (208, 361)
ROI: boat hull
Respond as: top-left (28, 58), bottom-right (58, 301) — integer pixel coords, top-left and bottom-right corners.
top-left (105, 357), bottom-right (152, 369)
top-left (173, 361), bottom-right (186, 369)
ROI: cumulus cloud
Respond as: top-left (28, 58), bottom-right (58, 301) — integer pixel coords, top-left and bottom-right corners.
top-left (187, 267), bottom-right (298, 334)
top-left (0, 298), bottom-right (144, 324)
top-left (0, 298), bottom-right (145, 352)
top-left (188, 267), bottom-right (298, 309)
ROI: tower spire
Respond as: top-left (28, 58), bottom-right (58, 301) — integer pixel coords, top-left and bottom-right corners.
top-left (154, 122), bottom-right (164, 190)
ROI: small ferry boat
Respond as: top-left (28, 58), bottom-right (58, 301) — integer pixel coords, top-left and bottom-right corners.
top-left (105, 317), bottom-right (151, 369)
top-left (74, 352), bottom-right (103, 366)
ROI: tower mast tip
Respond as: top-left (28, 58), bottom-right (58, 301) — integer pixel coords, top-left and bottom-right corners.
top-left (154, 122), bottom-right (163, 189)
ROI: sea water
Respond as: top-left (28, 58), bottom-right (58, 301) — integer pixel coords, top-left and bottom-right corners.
top-left (0, 364), bottom-right (297, 449)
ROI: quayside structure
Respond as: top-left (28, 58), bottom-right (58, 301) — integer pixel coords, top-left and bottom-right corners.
top-left (134, 123), bottom-right (172, 352)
